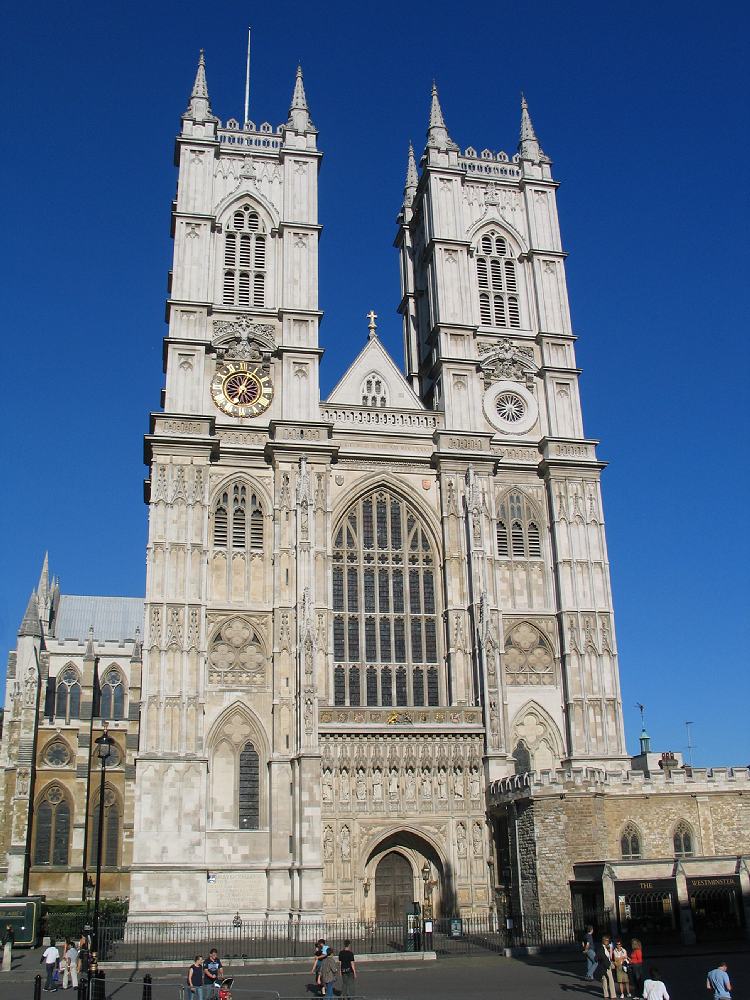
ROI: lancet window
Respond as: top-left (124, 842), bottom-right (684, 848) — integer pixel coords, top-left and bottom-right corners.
top-left (361, 372), bottom-right (388, 408)
top-left (238, 742), bottom-right (260, 830)
top-left (476, 231), bottom-right (520, 329)
top-left (213, 484), bottom-right (264, 551)
top-left (496, 490), bottom-right (543, 560)
top-left (673, 821), bottom-right (694, 858)
top-left (620, 823), bottom-right (642, 860)
top-left (89, 786), bottom-right (121, 867)
top-left (99, 667), bottom-right (125, 721)
top-left (222, 204), bottom-right (267, 308)
top-left (332, 489), bottom-right (441, 707)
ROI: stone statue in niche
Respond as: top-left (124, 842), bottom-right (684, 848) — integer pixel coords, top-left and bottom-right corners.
top-left (24, 668), bottom-right (36, 707)
top-left (472, 821), bottom-right (483, 857)
top-left (456, 822), bottom-right (467, 858)
top-left (340, 768), bottom-right (350, 802)
top-left (355, 769), bottom-right (367, 801)
top-left (388, 768), bottom-right (399, 798)
top-left (323, 826), bottom-right (334, 861)
top-left (421, 768), bottom-right (432, 799)
top-left (470, 766), bottom-right (481, 800)
top-left (372, 768), bottom-right (383, 801)
top-left (340, 825), bottom-right (351, 861)
top-left (437, 767), bottom-right (448, 799)
top-left (453, 767), bottom-right (464, 799)
top-left (322, 768), bottom-right (333, 803)
top-left (405, 768), bottom-right (416, 801)
top-left (10, 681), bottom-right (21, 718)
top-left (16, 770), bottom-right (30, 796)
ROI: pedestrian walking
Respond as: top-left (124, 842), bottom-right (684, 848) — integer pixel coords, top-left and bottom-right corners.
top-left (318, 946), bottom-right (339, 999)
top-left (1, 924), bottom-right (14, 972)
top-left (595, 934), bottom-right (616, 999)
top-left (309, 938), bottom-right (326, 996)
top-left (62, 940), bottom-right (79, 990)
top-left (187, 955), bottom-right (205, 1000)
top-left (203, 949), bottom-right (224, 995)
top-left (613, 938), bottom-right (630, 998)
top-left (338, 939), bottom-right (357, 997)
top-left (76, 934), bottom-right (89, 981)
top-left (707, 962), bottom-right (732, 1000)
top-left (41, 942), bottom-right (60, 992)
top-left (643, 967), bottom-right (669, 1000)
top-left (582, 925), bottom-right (597, 981)
top-left (629, 939), bottom-right (644, 998)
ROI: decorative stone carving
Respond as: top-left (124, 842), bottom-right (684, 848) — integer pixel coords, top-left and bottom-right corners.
top-left (322, 768), bottom-right (333, 803)
top-left (372, 768), bottom-right (383, 801)
top-left (340, 825), bottom-right (351, 861)
top-left (355, 769), bottom-right (367, 801)
top-left (453, 766), bottom-right (464, 799)
top-left (456, 821), bottom-right (467, 858)
top-left (340, 768), bottom-right (350, 802)
top-left (504, 622), bottom-right (554, 685)
top-left (212, 316), bottom-right (277, 361)
top-left (323, 825), bottom-right (334, 861)
top-left (478, 339), bottom-right (537, 390)
top-left (24, 668), bottom-right (36, 707)
top-left (207, 618), bottom-right (267, 687)
top-left (437, 767), bottom-right (448, 799)
top-left (472, 821), bottom-right (483, 856)
top-left (16, 770), bottom-right (30, 796)
top-left (470, 766), bottom-right (481, 800)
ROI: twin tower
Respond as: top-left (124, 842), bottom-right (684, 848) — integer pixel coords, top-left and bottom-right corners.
top-left (128, 51), bottom-right (627, 921)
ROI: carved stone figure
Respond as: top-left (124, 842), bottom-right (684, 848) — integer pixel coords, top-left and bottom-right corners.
top-left (453, 767), bottom-right (464, 799)
top-left (323, 826), bottom-right (334, 861)
top-left (340, 768), bottom-right (350, 802)
top-left (437, 767), bottom-right (448, 799)
top-left (372, 768), bottom-right (383, 801)
top-left (24, 668), bottom-right (36, 707)
top-left (472, 821), bottom-right (483, 857)
top-left (355, 769), bottom-right (367, 801)
top-left (421, 768), bottom-right (432, 799)
top-left (388, 768), bottom-right (399, 798)
top-left (456, 822), bottom-right (467, 858)
top-left (470, 767), bottom-right (481, 799)
top-left (405, 768), bottom-right (416, 801)
top-left (340, 825), bottom-right (351, 861)
top-left (16, 770), bottom-right (30, 797)
top-left (322, 768), bottom-right (333, 803)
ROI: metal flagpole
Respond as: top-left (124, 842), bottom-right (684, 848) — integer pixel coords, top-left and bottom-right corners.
top-left (244, 26), bottom-right (251, 126)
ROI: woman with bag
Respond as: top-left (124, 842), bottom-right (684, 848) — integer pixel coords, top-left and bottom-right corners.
top-left (613, 938), bottom-right (630, 998)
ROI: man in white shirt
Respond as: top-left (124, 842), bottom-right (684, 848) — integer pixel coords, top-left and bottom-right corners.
top-left (42, 943), bottom-right (60, 992)
top-left (643, 967), bottom-right (670, 1000)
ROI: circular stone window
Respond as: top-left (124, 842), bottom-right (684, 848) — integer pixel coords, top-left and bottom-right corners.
top-left (483, 380), bottom-right (538, 435)
top-left (43, 741), bottom-right (71, 767)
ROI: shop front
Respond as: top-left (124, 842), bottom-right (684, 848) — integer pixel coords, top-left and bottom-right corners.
top-left (614, 878), bottom-right (679, 944)
top-left (688, 875), bottom-right (745, 942)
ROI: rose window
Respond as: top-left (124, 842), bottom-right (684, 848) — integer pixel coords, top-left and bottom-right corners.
top-left (496, 392), bottom-right (526, 423)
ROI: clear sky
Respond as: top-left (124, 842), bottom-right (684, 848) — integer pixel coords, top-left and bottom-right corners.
top-left (1, 0), bottom-right (748, 766)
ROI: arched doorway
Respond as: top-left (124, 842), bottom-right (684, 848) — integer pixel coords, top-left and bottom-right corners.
top-left (375, 851), bottom-right (414, 921)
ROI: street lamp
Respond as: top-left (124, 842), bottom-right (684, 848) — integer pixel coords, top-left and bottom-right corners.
top-left (92, 724), bottom-right (113, 958)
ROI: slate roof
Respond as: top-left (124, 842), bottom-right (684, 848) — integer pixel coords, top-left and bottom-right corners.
top-left (53, 595), bottom-right (144, 644)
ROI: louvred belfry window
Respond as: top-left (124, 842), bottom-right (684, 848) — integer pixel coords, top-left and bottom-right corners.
top-left (332, 489), bottom-right (442, 707)
top-left (222, 204), bottom-right (267, 308)
top-left (212, 484), bottom-right (264, 551)
top-left (476, 231), bottom-right (520, 329)
top-left (496, 490), bottom-right (544, 561)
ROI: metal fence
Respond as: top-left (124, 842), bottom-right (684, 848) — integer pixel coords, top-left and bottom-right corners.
top-left (96, 910), bottom-right (610, 963)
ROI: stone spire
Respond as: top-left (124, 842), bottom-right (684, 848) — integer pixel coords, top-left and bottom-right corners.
top-left (518, 92), bottom-right (545, 162)
top-left (287, 65), bottom-right (315, 133)
top-left (426, 81), bottom-right (457, 150)
top-left (37, 552), bottom-right (49, 604)
top-left (404, 141), bottom-right (418, 205)
top-left (18, 591), bottom-right (42, 638)
top-left (185, 50), bottom-right (214, 122)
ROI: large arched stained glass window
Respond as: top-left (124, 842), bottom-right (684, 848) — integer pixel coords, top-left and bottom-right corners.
top-left (99, 667), bottom-right (126, 721)
top-left (34, 785), bottom-right (71, 866)
top-left (332, 489), bottom-right (441, 707)
top-left (89, 787), bottom-right (121, 867)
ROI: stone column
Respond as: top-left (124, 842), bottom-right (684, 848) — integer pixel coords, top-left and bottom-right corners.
top-left (674, 863), bottom-right (696, 946)
top-left (737, 858), bottom-right (750, 941)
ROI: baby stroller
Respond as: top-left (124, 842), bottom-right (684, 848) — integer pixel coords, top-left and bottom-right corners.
top-left (217, 977), bottom-right (234, 1000)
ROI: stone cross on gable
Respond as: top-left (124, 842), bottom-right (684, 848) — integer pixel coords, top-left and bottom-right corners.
top-left (367, 310), bottom-right (377, 339)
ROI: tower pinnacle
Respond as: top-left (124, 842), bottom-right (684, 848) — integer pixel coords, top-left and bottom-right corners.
top-left (426, 81), bottom-right (457, 150)
top-left (18, 591), bottom-right (42, 638)
top-left (287, 64), bottom-right (315, 133)
top-left (185, 49), bottom-right (214, 123)
top-left (518, 92), bottom-right (546, 162)
top-left (404, 141), bottom-right (418, 205)
top-left (37, 552), bottom-right (49, 603)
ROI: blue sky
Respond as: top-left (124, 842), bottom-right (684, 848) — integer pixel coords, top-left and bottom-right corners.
top-left (1, 0), bottom-right (748, 765)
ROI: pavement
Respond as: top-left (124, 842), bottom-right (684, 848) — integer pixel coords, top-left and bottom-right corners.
top-left (2, 946), bottom-right (748, 999)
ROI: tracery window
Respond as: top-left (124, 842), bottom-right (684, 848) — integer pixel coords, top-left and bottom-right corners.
top-left (673, 821), bottom-right (694, 858)
top-left (213, 484), bottom-right (264, 551)
top-left (620, 823), bottom-right (642, 860)
top-left (43, 740), bottom-right (72, 768)
top-left (361, 372), bottom-right (388, 408)
top-left (476, 231), bottom-right (520, 329)
top-left (34, 785), bottom-right (71, 866)
top-left (496, 490), bottom-right (542, 559)
top-left (222, 204), bottom-right (266, 308)
top-left (99, 667), bottom-right (125, 721)
top-left (504, 623), bottom-right (554, 685)
top-left (55, 666), bottom-right (81, 724)
top-left (89, 786), bottom-right (120, 867)
top-left (332, 489), bottom-right (441, 707)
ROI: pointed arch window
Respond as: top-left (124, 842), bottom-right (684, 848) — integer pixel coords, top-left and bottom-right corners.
top-left (212, 484), bottom-right (264, 551)
top-left (620, 823), bottom-right (642, 860)
top-left (55, 667), bottom-right (81, 724)
top-left (89, 787), bottom-right (121, 867)
top-left (361, 372), bottom-right (389, 408)
top-left (332, 489), bottom-right (442, 707)
top-left (673, 821), bottom-right (694, 858)
top-left (34, 785), bottom-right (71, 866)
top-left (222, 204), bottom-right (267, 308)
top-left (496, 491), bottom-right (544, 560)
top-left (99, 668), bottom-right (126, 721)
top-left (476, 231), bottom-right (520, 329)
top-left (238, 741), bottom-right (260, 830)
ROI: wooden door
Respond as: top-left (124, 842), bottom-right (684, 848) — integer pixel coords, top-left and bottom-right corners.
top-left (375, 851), bottom-right (413, 922)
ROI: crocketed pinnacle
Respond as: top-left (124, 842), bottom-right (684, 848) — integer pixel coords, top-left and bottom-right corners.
top-left (287, 64), bottom-right (315, 132)
top-left (518, 92), bottom-right (545, 162)
top-left (404, 141), bottom-right (418, 204)
top-left (130, 627), bottom-right (143, 664)
top-left (37, 551), bottom-right (49, 602)
top-left (426, 81), bottom-right (457, 150)
top-left (84, 625), bottom-right (96, 661)
top-left (186, 49), bottom-right (214, 122)
top-left (18, 591), bottom-right (42, 638)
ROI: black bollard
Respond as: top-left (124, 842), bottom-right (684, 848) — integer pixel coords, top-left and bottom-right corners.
top-left (77, 975), bottom-right (87, 1000)
top-left (142, 974), bottom-right (152, 1000)
top-left (34, 974), bottom-right (42, 1000)
top-left (91, 969), bottom-right (105, 1000)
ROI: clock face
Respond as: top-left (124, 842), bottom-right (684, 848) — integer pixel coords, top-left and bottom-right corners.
top-left (211, 361), bottom-right (273, 417)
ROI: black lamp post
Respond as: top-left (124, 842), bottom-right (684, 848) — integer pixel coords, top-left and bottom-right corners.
top-left (84, 875), bottom-right (95, 926)
top-left (92, 725), bottom-right (113, 957)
